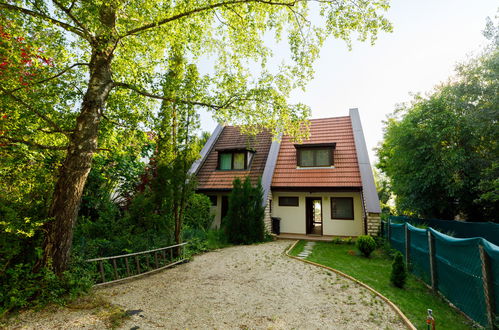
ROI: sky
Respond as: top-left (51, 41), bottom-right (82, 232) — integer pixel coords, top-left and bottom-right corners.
top-left (199, 0), bottom-right (498, 163)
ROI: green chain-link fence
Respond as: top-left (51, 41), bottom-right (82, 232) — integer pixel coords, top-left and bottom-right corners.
top-left (383, 218), bottom-right (499, 328)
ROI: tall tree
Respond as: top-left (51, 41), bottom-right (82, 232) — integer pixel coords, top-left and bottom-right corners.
top-left (377, 20), bottom-right (498, 221)
top-left (1, 0), bottom-right (392, 274)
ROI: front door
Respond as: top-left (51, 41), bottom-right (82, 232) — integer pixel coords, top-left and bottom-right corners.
top-left (306, 197), bottom-right (322, 235)
top-left (221, 196), bottom-right (229, 225)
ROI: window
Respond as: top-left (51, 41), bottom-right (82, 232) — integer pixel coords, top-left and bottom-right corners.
top-left (279, 196), bottom-right (299, 207)
top-left (218, 150), bottom-right (254, 170)
top-left (331, 197), bottom-right (354, 220)
top-left (295, 143), bottom-right (335, 167)
top-left (207, 195), bottom-right (217, 206)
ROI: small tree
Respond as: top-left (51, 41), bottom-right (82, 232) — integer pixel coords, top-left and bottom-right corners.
top-left (390, 251), bottom-right (407, 288)
top-left (225, 177), bottom-right (265, 245)
top-left (356, 235), bottom-right (376, 257)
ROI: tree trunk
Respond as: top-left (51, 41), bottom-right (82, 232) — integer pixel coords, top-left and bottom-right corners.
top-left (41, 49), bottom-right (114, 276)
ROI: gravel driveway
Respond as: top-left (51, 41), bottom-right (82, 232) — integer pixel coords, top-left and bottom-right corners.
top-left (9, 240), bottom-right (406, 329)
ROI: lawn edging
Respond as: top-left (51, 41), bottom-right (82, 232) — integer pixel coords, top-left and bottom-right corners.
top-left (285, 240), bottom-right (417, 330)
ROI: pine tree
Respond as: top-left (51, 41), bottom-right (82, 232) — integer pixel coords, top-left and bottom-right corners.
top-left (390, 251), bottom-right (407, 288)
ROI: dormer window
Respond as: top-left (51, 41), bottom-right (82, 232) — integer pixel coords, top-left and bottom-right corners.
top-left (294, 143), bottom-right (336, 168)
top-left (217, 149), bottom-right (254, 170)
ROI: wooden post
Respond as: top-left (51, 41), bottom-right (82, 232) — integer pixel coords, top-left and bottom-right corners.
top-left (479, 245), bottom-right (496, 329)
top-left (135, 255), bottom-right (140, 274)
top-left (125, 257), bottom-right (130, 276)
top-left (112, 259), bottom-right (118, 280)
top-left (427, 230), bottom-right (438, 291)
top-left (162, 250), bottom-right (166, 265)
top-left (154, 252), bottom-right (159, 269)
top-left (405, 223), bottom-right (411, 268)
top-left (170, 248), bottom-right (173, 261)
top-left (99, 261), bottom-right (105, 283)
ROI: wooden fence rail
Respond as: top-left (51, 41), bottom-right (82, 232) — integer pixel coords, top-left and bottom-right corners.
top-left (86, 242), bottom-right (189, 286)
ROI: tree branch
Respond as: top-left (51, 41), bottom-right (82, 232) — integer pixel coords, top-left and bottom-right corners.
top-left (8, 63), bottom-right (89, 94)
top-left (121, 0), bottom-right (298, 38)
top-left (51, 0), bottom-right (92, 39)
top-left (0, 86), bottom-right (70, 137)
top-left (0, 2), bottom-right (86, 39)
top-left (0, 136), bottom-right (67, 150)
top-left (113, 82), bottom-right (228, 110)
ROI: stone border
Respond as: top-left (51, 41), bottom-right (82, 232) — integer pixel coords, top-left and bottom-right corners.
top-left (285, 240), bottom-right (417, 330)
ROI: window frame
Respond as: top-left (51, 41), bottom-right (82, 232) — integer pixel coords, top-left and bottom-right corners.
top-left (294, 143), bottom-right (335, 168)
top-left (278, 196), bottom-right (300, 207)
top-left (330, 197), bottom-right (354, 220)
top-left (217, 149), bottom-right (254, 171)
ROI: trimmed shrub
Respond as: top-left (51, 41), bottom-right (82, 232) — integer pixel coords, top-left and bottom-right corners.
top-left (356, 235), bottom-right (376, 257)
top-left (390, 251), bottom-right (407, 288)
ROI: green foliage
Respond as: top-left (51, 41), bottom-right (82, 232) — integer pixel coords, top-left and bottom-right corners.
top-left (184, 194), bottom-right (214, 231)
top-left (377, 24), bottom-right (499, 221)
top-left (356, 235), bottom-right (376, 257)
top-left (0, 256), bottom-right (93, 316)
top-left (331, 237), bottom-right (355, 245)
top-left (225, 177), bottom-right (266, 245)
top-left (182, 227), bottom-right (229, 256)
top-left (390, 251), bottom-right (407, 288)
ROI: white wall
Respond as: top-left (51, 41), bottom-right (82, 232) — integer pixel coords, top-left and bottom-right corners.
top-left (271, 191), bottom-right (364, 236)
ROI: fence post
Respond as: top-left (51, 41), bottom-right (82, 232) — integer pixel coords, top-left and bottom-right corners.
top-left (387, 218), bottom-right (391, 243)
top-left (479, 245), bottom-right (496, 329)
top-left (405, 223), bottom-right (411, 268)
top-left (427, 230), bottom-right (438, 291)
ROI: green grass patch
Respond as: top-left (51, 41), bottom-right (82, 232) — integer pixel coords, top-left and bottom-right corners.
top-left (290, 241), bottom-right (474, 330)
top-left (288, 240), bottom-right (307, 256)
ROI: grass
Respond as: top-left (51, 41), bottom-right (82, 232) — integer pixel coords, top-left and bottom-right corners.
top-left (289, 240), bottom-right (475, 330)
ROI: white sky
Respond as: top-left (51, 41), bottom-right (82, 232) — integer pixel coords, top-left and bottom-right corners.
top-left (199, 0), bottom-right (498, 163)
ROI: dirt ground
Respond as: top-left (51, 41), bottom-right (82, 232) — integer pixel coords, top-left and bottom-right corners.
top-left (6, 240), bottom-right (406, 329)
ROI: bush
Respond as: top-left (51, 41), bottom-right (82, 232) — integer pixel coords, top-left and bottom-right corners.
top-left (390, 251), bottom-right (407, 288)
top-left (225, 177), bottom-right (265, 245)
top-left (356, 235), bottom-right (376, 257)
top-left (183, 194), bottom-right (214, 231)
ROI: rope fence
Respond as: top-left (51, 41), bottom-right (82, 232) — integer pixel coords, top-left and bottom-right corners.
top-left (382, 219), bottom-right (498, 328)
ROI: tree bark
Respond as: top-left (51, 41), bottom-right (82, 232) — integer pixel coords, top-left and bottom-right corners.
top-left (40, 48), bottom-right (114, 275)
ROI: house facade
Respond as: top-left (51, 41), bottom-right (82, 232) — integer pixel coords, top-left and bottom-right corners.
top-left (189, 108), bottom-right (381, 237)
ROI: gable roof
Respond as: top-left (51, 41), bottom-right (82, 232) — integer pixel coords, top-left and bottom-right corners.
top-left (194, 126), bottom-right (273, 190)
top-left (271, 116), bottom-right (362, 188)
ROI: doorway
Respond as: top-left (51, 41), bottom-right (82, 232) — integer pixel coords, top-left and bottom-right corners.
top-left (306, 197), bottom-right (322, 235)
top-left (221, 196), bottom-right (229, 225)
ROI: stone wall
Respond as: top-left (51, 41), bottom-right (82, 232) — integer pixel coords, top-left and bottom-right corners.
top-left (367, 212), bottom-right (381, 236)
top-left (263, 197), bottom-right (272, 233)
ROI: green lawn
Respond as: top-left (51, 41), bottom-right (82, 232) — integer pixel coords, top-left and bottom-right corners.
top-left (289, 241), bottom-right (474, 330)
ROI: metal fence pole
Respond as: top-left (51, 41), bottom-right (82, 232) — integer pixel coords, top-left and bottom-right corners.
top-left (479, 245), bottom-right (496, 329)
top-left (405, 223), bottom-right (411, 268)
top-left (427, 230), bottom-right (438, 291)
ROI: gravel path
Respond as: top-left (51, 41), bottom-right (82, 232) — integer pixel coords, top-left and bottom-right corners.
top-left (8, 240), bottom-right (406, 329)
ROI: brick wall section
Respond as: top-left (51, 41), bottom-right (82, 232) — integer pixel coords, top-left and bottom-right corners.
top-left (263, 196), bottom-right (272, 233)
top-left (367, 212), bottom-right (381, 236)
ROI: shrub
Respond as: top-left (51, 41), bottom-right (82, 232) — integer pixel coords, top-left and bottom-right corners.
top-left (390, 251), bottom-right (407, 288)
top-left (356, 235), bottom-right (376, 257)
top-left (225, 177), bottom-right (265, 245)
top-left (183, 194), bottom-right (214, 230)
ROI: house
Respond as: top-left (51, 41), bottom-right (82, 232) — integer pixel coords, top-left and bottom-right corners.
top-left (189, 108), bottom-right (381, 238)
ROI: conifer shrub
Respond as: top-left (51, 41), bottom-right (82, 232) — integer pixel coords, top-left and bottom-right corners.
top-left (390, 251), bottom-right (407, 288)
top-left (356, 235), bottom-right (376, 257)
top-left (224, 177), bottom-right (265, 244)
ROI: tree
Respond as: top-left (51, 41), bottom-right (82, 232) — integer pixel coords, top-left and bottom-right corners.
top-left (225, 177), bottom-right (265, 244)
top-left (1, 0), bottom-right (392, 275)
top-left (377, 19), bottom-right (498, 221)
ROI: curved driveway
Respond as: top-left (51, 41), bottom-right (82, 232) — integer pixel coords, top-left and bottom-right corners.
top-left (101, 240), bottom-right (405, 329)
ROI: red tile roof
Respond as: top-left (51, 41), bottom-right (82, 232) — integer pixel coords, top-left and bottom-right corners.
top-left (271, 116), bottom-right (362, 188)
top-left (196, 126), bottom-right (272, 190)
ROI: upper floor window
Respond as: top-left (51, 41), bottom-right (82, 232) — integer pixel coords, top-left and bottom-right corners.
top-left (295, 143), bottom-right (335, 168)
top-left (218, 149), bottom-right (254, 170)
